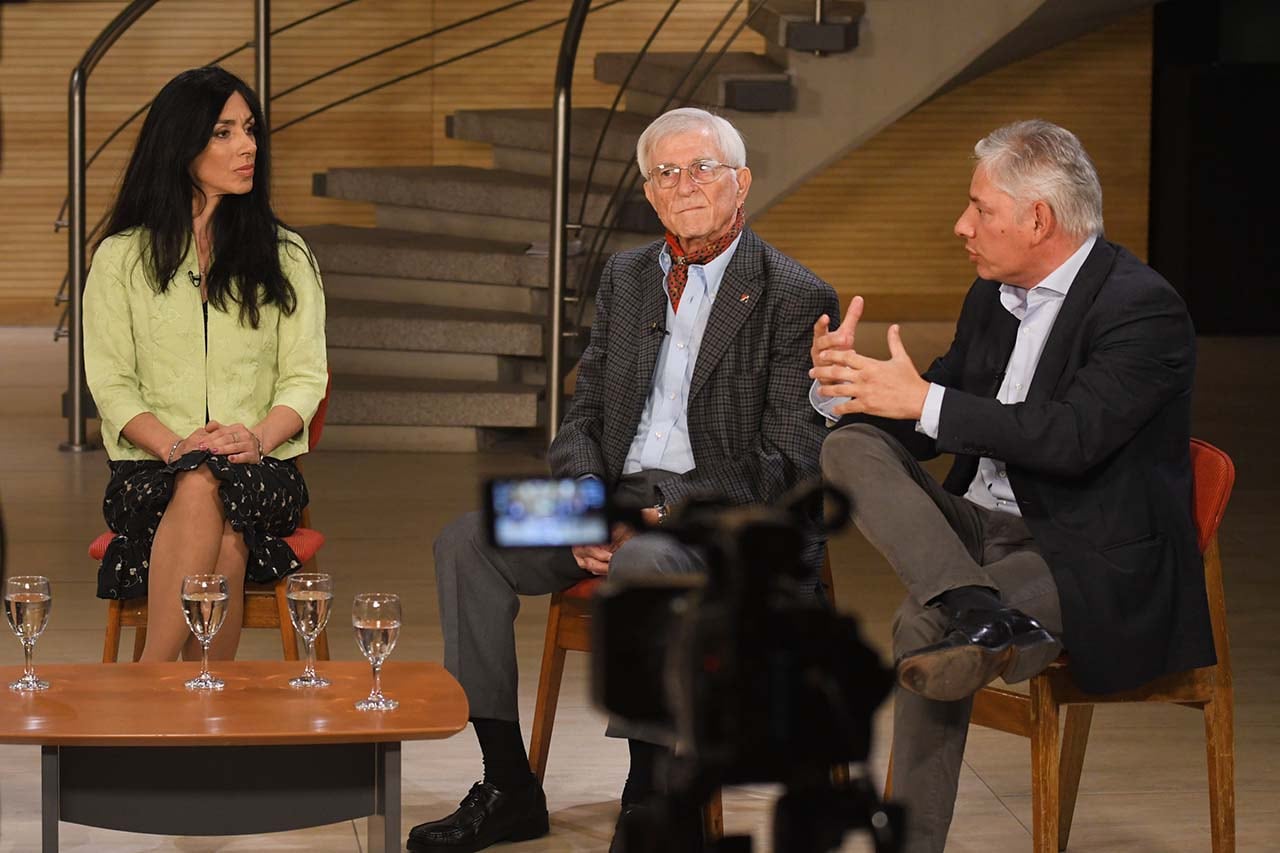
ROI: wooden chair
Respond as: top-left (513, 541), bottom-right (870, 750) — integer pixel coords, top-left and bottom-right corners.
top-left (93, 380), bottom-right (333, 663)
top-left (527, 552), bottom-right (841, 839)
top-left (887, 438), bottom-right (1236, 853)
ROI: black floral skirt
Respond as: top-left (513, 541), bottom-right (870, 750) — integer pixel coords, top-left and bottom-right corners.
top-left (98, 450), bottom-right (309, 600)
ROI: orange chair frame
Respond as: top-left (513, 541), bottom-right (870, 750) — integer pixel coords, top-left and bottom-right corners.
top-left (887, 438), bottom-right (1236, 853)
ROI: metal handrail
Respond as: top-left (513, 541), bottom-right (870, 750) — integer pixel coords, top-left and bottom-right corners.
top-left (273, 0), bottom-right (537, 103)
top-left (274, 0), bottom-right (626, 135)
top-left (63, 0), bottom-right (273, 450)
top-left (545, 0), bottom-right (769, 435)
top-left (572, 0), bottom-right (763, 329)
top-left (59, 0), bottom-right (628, 448)
top-left (573, 0), bottom-right (682, 226)
top-left (55, 0), bottom-right (361, 233)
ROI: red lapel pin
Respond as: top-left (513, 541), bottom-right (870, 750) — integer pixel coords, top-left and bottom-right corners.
top-left (739, 293), bottom-right (750, 303)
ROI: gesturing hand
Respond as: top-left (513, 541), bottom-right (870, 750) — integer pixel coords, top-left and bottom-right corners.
top-left (811, 296), bottom-right (863, 379)
top-left (810, 324), bottom-right (930, 420)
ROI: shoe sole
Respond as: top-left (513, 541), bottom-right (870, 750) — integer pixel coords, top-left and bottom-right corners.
top-left (897, 643), bottom-right (1014, 702)
top-left (406, 812), bottom-right (550, 853)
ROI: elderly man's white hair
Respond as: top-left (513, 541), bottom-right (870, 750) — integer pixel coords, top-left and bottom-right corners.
top-left (635, 108), bottom-right (747, 177)
top-left (975, 119), bottom-right (1104, 241)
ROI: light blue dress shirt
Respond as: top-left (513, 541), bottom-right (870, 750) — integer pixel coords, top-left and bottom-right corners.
top-left (622, 233), bottom-right (743, 475)
top-left (811, 235), bottom-right (1097, 516)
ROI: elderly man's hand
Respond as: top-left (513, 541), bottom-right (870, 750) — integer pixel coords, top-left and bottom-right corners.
top-left (572, 544), bottom-right (614, 576)
top-left (811, 296), bottom-right (863, 379)
top-left (811, 324), bottom-right (930, 420)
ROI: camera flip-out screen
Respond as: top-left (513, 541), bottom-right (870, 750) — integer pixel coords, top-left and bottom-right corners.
top-left (485, 477), bottom-right (610, 548)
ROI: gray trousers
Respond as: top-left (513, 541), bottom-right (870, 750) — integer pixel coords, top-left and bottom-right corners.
top-left (434, 470), bottom-right (705, 736)
top-left (821, 424), bottom-right (1063, 853)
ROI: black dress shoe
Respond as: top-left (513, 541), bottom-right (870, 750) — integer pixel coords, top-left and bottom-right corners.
top-left (609, 800), bottom-right (704, 853)
top-left (406, 780), bottom-right (549, 852)
top-left (896, 606), bottom-right (1061, 702)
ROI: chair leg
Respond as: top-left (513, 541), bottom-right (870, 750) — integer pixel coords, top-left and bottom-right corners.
top-left (131, 627), bottom-right (147, 662)
top-left (528, 596), bottom-right (568, 783)
top-left (1029, 677), bottom-right (1061, 853)
top-left (102, 600), bottom-right (123, 663)
top-left (314, 626), bottom-right (331, 661)
top-left (1204, 687), bottom-right (1236, 853)
top-left (703, 790), bottom-right (724, 840)
top-left (883, 748), bottom-right (894, 799)
top-left (1056, 704), bottom-right (1093, 852)
top-left (274, 580), bottom-right (300, 661)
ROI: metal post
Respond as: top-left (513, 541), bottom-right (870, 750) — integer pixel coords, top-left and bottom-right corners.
top-left (546, 0), bottom-right (593, 447)
top-left (255, 0), bottom-right (271, 126)
top-left (814, 0), bottom-right (825, 24)
top-left (62, 69), bottom-right (92, 452)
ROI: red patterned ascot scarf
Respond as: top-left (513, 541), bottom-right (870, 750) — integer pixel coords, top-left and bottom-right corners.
top-left (664, 206), bottom-right (745, 313)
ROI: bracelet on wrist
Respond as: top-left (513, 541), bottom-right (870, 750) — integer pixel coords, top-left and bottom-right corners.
top-left (251, 431), bottom-right (265, 463)
top-left (165, 438), bottom-right (183, 465)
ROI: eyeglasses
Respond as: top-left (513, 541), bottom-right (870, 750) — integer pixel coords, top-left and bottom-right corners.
top-left (645, 159), bottom-right (736, 189)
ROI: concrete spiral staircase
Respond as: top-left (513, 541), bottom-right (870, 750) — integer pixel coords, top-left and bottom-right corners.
top-left (303, 0), bottom-right (1154, 453)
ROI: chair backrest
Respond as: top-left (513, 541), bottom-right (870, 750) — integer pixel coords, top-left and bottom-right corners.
top-left (1190, 438), bottom-right (1235, 553)
top-left (308, 373), bottom-right (332, 452)
top-left (1189, 438), bottom-right (1236, 675)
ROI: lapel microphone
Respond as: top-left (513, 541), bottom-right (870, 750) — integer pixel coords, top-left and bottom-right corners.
top-left (187, 271), bottom-right (201, 287)
top-left (647, 321), bottom-right (668, 336)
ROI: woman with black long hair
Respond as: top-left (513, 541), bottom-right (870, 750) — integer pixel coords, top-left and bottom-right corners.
top-left (83, 66), bottom-right (327, 662)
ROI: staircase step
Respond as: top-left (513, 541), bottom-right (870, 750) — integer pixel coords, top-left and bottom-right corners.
top-left (447, 108), bottom-right (651, 162)
top-left (594, 51), bottom-right (793, 112)
top-left (329, 347), bottom-right (544, 385)
top-left (326, 299), bottom-right (543, 357)
top-left (748, 0), bottom-right (865, 53)
top-left (302, 224), bottom-right (570, 289)
top-left (324, 273), bottom-right (545, 314)
top-left (313, 166), bottom-right (659, 235)
top-left (327, 374), bottom-right (541, 428)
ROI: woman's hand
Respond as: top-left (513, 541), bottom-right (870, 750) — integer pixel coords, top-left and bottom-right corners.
top-left (204, 421), bottom-right (263, 464)
top-left (170, 427), bottom-right (213, 461)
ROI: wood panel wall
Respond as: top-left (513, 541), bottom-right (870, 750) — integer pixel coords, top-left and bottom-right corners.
top-left (0, 1), bottom-right (1150, 326)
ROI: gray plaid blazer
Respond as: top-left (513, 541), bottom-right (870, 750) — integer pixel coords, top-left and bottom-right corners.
top-left (548, 227), bottom-right (839, 580)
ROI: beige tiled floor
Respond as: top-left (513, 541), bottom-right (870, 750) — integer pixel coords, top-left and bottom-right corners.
top-left (0, 326), bottom-right (1277, 851)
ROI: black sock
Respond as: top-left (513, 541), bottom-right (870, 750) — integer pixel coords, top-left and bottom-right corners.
top-left (934, 585), bottom-right (1002, 617)
top-left (621, 740), bottom-right (667, 806)
top-left (472, 717), bottom-right (536, 792)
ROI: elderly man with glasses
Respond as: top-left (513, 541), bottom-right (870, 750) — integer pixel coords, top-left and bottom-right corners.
top-left (408, 107), bottom-right (838, 853)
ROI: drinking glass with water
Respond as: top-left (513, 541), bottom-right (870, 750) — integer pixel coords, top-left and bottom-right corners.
top-left (286, 573), bottom-right (333, 688)
top-left (181, 574), bottom-right (228, 690)
top-left (352, 592), bottom-right (401, 711)
top-left (5, 576), bottom-right (51, 691)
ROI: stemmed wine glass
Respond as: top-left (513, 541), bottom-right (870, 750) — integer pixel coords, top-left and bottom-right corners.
top-left (5, 576), bottom-right (52, 691)
top-left (286, 573), bottom-right (333, 688)
top-left (352, 593), bottom-right (400, 711)
top-left (181, 574), bottom-right (229, 690)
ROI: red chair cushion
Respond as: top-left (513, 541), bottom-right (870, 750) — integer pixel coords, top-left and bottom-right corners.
top-left (88, 528), bottom-right (325, 563)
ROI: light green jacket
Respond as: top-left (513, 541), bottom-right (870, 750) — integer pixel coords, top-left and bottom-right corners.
top-left (83, 227), bottom-right (328, 461)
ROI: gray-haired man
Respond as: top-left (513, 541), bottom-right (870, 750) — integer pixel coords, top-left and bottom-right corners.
top-left (408, 107), bottom-right (838, 853)
top-left (811, 120), bottom-right (1215, 851)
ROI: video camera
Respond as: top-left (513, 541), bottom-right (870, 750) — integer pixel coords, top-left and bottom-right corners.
top-left (484, 477), bottom-right (903, 852)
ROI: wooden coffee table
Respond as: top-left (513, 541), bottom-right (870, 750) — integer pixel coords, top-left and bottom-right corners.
top-left (0, 660), bottom-right (469, 852)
